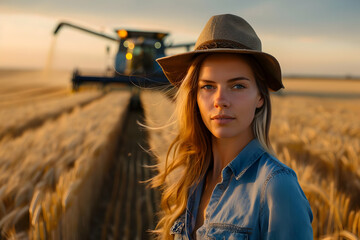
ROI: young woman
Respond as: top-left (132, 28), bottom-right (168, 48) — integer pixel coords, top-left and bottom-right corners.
top-left (152, 14), bottom-right (313, 240)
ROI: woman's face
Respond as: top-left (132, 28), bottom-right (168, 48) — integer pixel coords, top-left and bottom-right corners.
top-left (197, 54), bottom-right (263, 141)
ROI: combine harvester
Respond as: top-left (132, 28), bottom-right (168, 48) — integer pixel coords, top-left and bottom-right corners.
top-left (53, 22), bottom-right (194, 91)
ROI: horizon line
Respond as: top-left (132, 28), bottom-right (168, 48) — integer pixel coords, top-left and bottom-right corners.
top-left (0, 67), bottom-right (360, 80)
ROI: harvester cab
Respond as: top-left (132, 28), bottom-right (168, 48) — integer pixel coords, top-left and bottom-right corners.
top-left (53, 22), bottom-right (194, 91)
top-left (114, 29), bottom-right (167, 76)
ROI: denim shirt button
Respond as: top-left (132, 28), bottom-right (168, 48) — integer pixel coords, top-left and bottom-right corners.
top-left (170, 215), bottom-right (186, 234)
top-left (171, 221), bottom-right (184, 234)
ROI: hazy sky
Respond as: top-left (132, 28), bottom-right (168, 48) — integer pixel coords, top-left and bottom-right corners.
top-left (1, 0), bottom-right (359, 76)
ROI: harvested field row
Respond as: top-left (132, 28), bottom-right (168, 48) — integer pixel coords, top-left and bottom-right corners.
top-left (89, 105), bottom-right (160, 240)
top-left (0, 91), bottom-right (104, 142)
top-left (0, 90), bottom-right (131, 239)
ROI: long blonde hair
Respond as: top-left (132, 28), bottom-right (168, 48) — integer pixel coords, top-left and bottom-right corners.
top-left (150, 53), bottom-right (274, 239)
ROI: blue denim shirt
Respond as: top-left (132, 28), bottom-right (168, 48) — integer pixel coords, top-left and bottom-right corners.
top-left (170, 139), bottom-right (313, 239)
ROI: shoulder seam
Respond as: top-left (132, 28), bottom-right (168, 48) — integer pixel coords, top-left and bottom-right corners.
top-left (259, 166), bottom-right (296, 216)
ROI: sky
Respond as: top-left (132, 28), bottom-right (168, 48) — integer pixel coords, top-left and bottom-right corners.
top-left (0, 0), bottom-right (359, 77)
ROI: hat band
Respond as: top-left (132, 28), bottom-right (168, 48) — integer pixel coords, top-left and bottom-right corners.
top-left (195, 39), bottom-right (251, 51)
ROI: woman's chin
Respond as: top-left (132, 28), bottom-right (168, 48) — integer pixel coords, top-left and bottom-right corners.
top-left (210, 128), bottom-right (253, 141)
top-left (211, 131), bottom-right (238, 139)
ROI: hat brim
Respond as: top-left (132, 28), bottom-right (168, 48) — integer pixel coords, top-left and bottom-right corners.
top-left (156, 48), bottom-right (283, 91)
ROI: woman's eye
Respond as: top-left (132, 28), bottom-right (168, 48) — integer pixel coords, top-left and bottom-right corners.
top-left (232, 84), bottom-right (245, 89)
top-left (200, 85), bottom-right (214, 90)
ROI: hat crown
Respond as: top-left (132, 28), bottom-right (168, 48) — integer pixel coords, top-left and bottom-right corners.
top-left (156, 14), bottom-right (283, 91)
top-left (195, 14), bottom-right (262, 51)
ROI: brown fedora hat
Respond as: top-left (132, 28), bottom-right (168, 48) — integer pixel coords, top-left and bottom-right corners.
top-left (156, 14), bottom-right (284, 91)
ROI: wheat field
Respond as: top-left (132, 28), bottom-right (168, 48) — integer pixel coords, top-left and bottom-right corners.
top-left (0, 70), bottom-right (132, 239)
top-left (1, 71), bottom-right (360, 239)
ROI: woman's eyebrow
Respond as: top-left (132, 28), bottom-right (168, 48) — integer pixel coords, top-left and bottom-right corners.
top-left (227, 77), bottom-right (250, 82)
top-left (199, 77), bottom-right (250, 83)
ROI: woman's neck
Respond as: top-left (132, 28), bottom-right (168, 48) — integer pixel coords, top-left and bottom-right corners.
top-left (210, 134), bottom-right (254, 181)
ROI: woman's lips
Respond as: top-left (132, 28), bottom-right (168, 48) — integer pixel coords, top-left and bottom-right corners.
top-left (211, 115), bottom-right (235, 124)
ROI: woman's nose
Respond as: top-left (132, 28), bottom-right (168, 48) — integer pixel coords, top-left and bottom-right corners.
top-left (214, 88), bottom-right (230, 108)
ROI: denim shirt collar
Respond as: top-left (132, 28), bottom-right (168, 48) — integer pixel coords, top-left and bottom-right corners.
top-left (226, 138), bottom-right (266, 180)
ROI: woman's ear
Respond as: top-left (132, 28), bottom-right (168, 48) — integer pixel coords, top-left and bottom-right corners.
top-left (256, 96), bottom-right (264, 108)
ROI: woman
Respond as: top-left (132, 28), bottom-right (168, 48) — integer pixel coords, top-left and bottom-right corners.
top-left (151, 14), bottom-right (313, 239)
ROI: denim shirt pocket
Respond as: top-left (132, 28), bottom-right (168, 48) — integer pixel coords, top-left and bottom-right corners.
top-left (205, 223), bottom-right (252, 240)
top-left (170, 214), bottom-right (186, 240)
